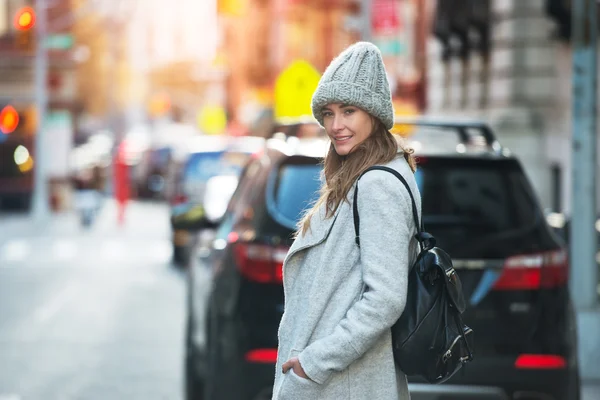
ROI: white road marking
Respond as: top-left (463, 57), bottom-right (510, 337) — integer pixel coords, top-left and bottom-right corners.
top-left (150, 241), bottom-right (173, 263)
top-left (0, 239), bottom-right (29, 262)
top-left (34, 281), bottom-right (82, 323)
top-left (53, 239), bottom-right (78, 260)
top-left (0, 394), bottom-right (21, 400)
top-left (131, 273), bottom-right (158, 287)
top-left (0, 237), bottom-right (173, 267)
top-left (102, 239), bottom-right (126, 261)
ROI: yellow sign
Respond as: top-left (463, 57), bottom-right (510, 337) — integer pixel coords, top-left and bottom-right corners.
top-left (217, 0), bottom-right (246, 16)
top-left (274, 60), bottom-right (321, 122)
top-left (198, 105), bottom-right (227, 135)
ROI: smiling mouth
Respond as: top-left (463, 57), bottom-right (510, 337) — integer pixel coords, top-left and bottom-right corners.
top-left (334, 136), bottom-right (352, 143)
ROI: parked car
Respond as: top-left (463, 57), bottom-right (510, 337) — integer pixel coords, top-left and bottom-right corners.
top-left (170, 135), bottom-right (266, 266)
top-left (185, 120), bottom-right (580, 400)
top-left (136, 145), bottom-right (173, 200)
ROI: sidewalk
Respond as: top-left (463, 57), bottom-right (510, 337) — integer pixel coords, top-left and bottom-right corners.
top-left (0, 209), bottom-right (79, 238)
top-left (583, 380), bottom-right (600, 400)
top-left (0, 199), bottom-right (171, 241)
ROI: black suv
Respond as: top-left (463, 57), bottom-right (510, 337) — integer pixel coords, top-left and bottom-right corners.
top-left (185, 120), bottom-right (580, 400)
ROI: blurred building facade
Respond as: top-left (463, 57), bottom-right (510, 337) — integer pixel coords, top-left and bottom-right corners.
top-left (0, 0), bottom-right (77, 122)
top-left (135, 0), bottom-right (220, 127)
top-left (426, 0), bottom-right (599, 216)
top-left (74, 0), bottom-right (145, 138)
top-left (74, 0), bottom-right (219, 136)
top-left (0, 0), bottom-right (77, 210)
top-left (218, 0), bottom-right (362, 133)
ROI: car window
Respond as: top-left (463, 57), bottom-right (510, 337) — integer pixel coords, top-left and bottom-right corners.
top-left (228, 159), bottom-right (262, 212)
top-left (183, 152), bottom-right (224, 183)
top-left (215, 158), bottom-right (267, 242)
top-left (416, 157), bottom-right (557, 258)
top-left (267, 161), bottom-right (322, 230)
top-left (183, 151), bottom-right (251, 183)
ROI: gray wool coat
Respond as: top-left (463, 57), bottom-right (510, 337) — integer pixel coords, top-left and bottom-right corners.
top-left (272, 155), bottom-right (422, 400)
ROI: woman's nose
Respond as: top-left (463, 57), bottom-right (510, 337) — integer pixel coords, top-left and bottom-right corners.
top-left (332, 114), bottom-right (344, 131)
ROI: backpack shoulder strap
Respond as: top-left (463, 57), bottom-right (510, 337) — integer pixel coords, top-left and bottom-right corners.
top-left (353, 166), bottom-right (423, 247)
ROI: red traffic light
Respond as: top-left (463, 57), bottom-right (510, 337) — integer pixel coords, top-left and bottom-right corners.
top-left (14, 7), bottom-right (36, 31)
top-left (0, 105), bottom-right (20, 134)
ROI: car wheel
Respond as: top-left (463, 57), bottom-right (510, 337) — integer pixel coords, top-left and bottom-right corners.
top-left (185, 355), bottom-right (204, 400)
top-left (566, 369), bottom-right (581, 400)
top-left (203, 310), bottom-right (221, 400)
top-left (204, 312), bottom-right (247, 400)
top-left (173, 244), bottom-right (189, 266)
top-left (185, 315), bottom-right (205, 400)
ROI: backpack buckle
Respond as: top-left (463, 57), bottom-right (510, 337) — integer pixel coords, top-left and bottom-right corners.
top-left (442, 349), bottom-right (452, 363)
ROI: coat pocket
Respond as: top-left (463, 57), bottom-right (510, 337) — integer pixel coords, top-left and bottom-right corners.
top-left (278, 370), bottom-right (320, 400)
top-left (277, 349), bottom-right (320, 400)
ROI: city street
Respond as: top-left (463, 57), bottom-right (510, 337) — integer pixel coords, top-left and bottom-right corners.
top-left (1, 200), bottom-right (599, 400)
top-left (0, 201), bottom-right (185, 400)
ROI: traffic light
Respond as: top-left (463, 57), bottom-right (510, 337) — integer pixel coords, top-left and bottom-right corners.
top-left (545, 0), bottom-right (572, 41)
top-left (432, 0), bottom-right (491, 60)
top-left (148, 93), bottom-right (171, 117)
top-left (14, 7), bottom-right (36, 30)
top-left (0, 105), bottom-right (36, 136)
top-left (0, 105), bottom-right (20, 135)
top-left (13, 6), bottom-right (36, 51)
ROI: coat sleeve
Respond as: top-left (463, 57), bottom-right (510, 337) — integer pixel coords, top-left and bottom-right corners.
top-left (297, 170), bottom-right (415, 384)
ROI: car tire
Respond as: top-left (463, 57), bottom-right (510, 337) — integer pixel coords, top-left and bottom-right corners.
top-left (185, 354), bottom-right (204, 400)
top-left (185, 281), bottom-right (205, 400)
top-left (173, 244), bottom-right (189, 267)
top-left (203, 310), bottom-right (221, 400)
top-left (204, 311), bottom-right (247, 400)
top-left (566, 369), bottom-right (581, 400)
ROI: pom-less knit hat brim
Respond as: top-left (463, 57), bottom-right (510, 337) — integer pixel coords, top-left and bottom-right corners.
top-left (311, 42), bottom-right (395, 130)
top-left (312, 81), bottom-right (395, 130)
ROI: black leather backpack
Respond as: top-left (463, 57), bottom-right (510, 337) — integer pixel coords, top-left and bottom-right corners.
top-left (353, 166), bottom-right (474, 384)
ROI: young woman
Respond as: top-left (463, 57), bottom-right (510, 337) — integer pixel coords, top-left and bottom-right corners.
top-left (272, 42), bottom-right (421, 400)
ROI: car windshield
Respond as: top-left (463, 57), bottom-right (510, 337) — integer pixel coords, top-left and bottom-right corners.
top-left (415, 157), bottom-right (556, 258)
top-left (267, 162), bottom-right (322, 229)
top-left (183, 151), bottom-right (251, 182)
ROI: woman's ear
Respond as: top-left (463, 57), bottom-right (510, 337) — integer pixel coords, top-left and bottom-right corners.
top-left (370, 116), bottom-right (380, 136)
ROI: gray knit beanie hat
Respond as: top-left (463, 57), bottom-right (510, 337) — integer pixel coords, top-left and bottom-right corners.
top-left (311, 42), bottom-right (394, 130)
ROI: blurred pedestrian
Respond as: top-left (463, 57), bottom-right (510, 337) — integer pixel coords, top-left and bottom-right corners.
top-left (73, 166), bottom-right (100, 228)
top-left (114, 141), bottom-right (130, 226)
top-left (272, 42), bottom-right (421, 400)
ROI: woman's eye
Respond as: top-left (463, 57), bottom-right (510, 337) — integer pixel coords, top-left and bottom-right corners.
top-left (323, 111), bottom-right (333, 117)
top-left (344, 109), bottom-right (355, 115)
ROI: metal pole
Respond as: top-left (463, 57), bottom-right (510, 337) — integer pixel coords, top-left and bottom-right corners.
top-left (361, 0), bottom-right (372, 41)
top-left (570, 0), bottom-right (598, 310)
top-left (32, 0), bottom-right (49, 220)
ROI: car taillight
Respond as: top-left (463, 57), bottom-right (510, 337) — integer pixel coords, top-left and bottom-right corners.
top-left (233, 242), bottom-right (287, 284)
top-left (171, 194), bottom-right (188, 205)
top-left (493, 249), bottom-right (568, 290)
top-left (514, 354), bottom-right (566, 369)
top-left (245, 348), bottom-right (278, 363)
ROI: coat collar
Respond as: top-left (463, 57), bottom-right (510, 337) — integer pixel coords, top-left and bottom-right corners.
top-left (284, 200), bottom-right (344, 265)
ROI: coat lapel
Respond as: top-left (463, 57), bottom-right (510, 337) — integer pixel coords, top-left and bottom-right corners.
top-left (284, 202), bottom-right (343, 265)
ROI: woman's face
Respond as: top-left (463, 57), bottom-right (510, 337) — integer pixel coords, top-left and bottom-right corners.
top-left (322, 103), bottom-right (374, 156)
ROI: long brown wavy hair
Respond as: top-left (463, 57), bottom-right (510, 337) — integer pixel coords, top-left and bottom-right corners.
top-left (298, 117), bottom-right (417, 236)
